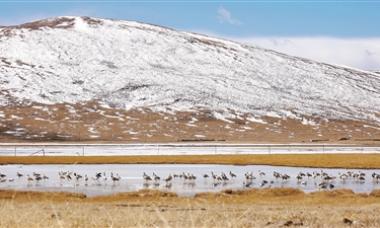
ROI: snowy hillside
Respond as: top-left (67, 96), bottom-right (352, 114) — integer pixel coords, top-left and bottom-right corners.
top-left (0, 16), bottom-right (379, 143)
top-left (1, 16), bottom-right (379, 123)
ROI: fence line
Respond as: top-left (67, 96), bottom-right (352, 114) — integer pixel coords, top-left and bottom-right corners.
top-left (0, 144), bottom-right (380, 156)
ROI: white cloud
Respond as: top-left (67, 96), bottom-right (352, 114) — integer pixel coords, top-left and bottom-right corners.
top-left (217, 6), bottom-right (241, 26)
top-left (192, 30), bottom-right (380, 71)
top-left (235, 37), bottom-right (380, 71)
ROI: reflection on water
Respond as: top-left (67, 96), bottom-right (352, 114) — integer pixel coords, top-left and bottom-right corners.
top-left (0, 164), bottom-right (380, 196)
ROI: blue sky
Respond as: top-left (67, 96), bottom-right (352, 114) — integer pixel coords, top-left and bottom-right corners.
top-left (0, 1), bottom-right (379, 70)
top-left (1, 1), bottom-right (379, 37)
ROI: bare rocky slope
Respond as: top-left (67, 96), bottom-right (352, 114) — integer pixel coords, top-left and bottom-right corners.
top-left (0, 16), bottom-right (379, 143)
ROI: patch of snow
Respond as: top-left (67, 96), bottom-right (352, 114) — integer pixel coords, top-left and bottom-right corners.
top-left (190, 117), bottom-right (198, 122)
top-left (363, 125), bottom-right (380, 130)
top-left (247, 116), bottom-right (267, 124)
top-left (56, 134), bottom-right (72, 138)
top-left (10, 115), bottom-right (23, 120)
top-left (4, 128), bottom-right (26, 136)
top-left (194, 134), bottom-right (206, 138)
top-left (87, 127), bottom-right (98, 134)
top-left (266, 112), bottom-right (282, 119)
top-left (301, 118), bottom-right (317, 126)
top-left (235, 129), bottom-right (246, 132)
top-left (213, 112), bottom-right (233, 123)
top-left (32, 105), bottom-right (49, 112)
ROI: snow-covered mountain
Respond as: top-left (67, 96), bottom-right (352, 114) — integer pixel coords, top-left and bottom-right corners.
top-left (0, 16), bottom-right (379, 143)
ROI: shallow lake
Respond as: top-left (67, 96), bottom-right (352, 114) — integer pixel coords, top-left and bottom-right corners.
top-left (1, 164), bottom-right (379, 196)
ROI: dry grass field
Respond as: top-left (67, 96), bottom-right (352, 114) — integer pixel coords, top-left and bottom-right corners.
top-left (1, 188), bottom-right (380, 227)
top-left (2, 153), bottom-right (380, 168)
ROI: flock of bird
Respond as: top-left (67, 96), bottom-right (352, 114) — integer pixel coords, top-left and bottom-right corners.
top-left (1, 169), bottom-right (380, 191)
top-left (0, 171), bottom-right (122, 185)
top-left (141, 169), bottom-right (380, 190)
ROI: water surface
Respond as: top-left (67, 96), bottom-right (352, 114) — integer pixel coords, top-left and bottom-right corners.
top-left (0, 164), bottom-right (379, 196)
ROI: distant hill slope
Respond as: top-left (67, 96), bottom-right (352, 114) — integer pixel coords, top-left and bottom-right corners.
top-left (0, 16), bottom-right (379, 143)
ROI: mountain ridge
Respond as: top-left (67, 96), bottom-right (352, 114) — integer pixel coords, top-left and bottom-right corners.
top-left (2, 16), bottom-right (378, 76)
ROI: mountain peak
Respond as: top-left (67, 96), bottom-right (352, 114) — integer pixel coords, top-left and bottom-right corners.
top-left (2, 16), bottom-right (104, 30)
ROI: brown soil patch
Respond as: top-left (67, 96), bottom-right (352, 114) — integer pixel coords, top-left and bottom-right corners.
top-left (0, 101), bottom-right (379, 144)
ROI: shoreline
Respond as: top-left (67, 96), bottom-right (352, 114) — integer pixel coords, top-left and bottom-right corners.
top-left (1, 187), bottom-right (380, 202)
